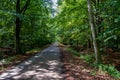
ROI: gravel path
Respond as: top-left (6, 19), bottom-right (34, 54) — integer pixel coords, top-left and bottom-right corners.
top-left (0, 43), bottom-right (64, 80)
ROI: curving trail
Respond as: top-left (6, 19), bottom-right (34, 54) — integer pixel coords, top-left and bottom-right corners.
top-left (0, 43), bottom-right (64, 80)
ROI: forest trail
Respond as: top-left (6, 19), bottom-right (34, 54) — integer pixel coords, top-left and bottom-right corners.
top-left (0, 43), bottom-right (64, 80)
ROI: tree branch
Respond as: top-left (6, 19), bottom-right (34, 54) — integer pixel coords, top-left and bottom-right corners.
top-left (20, 0), bottom-right (31, 14)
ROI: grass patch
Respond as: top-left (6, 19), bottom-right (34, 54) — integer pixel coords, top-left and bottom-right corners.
top-left (80, 54), bottom-right (94, 64)
top-left (67, 48), bottom-right (80, 56)
top-left (26, 48), bottom-right (41, 55)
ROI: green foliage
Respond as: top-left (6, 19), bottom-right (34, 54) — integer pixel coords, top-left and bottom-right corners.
top-left (0, 0), bottom-right (54, 53)
top-left (0, 0), bottom-right (120, 78)
top-left (67, 46), bottom-right (120, 79)
top-left (96, 0), bottom-right (120, 49)
top-left (81, 54), bottom-right (120, 79)
top-left (53, 0), bottom-right (120, 67)
top-left (98, 64), bottom-right (120, 79)
top-left (80, 54), bottom-right (94, 64)
top-left (80, 54), bottom-right (120, 79)
top-left (67, 48), bottom-right (120, 79)
top-left (53, 0), bottom-right (90, 46)
top-left (67, 48), bottom-right (94, 64)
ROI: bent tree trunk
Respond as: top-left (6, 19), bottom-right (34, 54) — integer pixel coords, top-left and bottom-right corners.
top-left (87, 0), bottom-right (101, 64)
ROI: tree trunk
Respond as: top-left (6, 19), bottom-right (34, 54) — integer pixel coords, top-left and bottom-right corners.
top-left (15, 0), bottom-right (21, 54)
top-left (15, 0), bottom-right (30, 54)
top-left (87, 0), bottom-right (101, 64)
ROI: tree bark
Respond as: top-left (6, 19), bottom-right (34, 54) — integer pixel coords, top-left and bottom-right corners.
top-left (15, 0), bottom-right (31, 54)
top-left (87, 0), bottom-right (101, 64)
top-left (15, 0), bottom-right (21, 54)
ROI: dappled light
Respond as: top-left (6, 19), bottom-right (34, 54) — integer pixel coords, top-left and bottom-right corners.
top-left (0, 0), bottom-right (120, 79)
top-left (0, 43), bottom-right (63, 80)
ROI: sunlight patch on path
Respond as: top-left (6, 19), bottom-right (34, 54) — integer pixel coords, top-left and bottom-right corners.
top-left (0, 43), bottom-right (63, 80)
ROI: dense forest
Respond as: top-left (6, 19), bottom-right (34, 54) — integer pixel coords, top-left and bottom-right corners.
top-left (0, 0), bottom-right (55, 54)
top-left (0, 0), bottom-right (120, 79)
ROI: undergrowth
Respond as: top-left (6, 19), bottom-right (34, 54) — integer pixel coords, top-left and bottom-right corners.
top-left (67, 48), bottom-right (120, 79)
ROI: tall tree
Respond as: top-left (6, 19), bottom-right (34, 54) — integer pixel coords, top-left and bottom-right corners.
top-left (15, 0), bottom-right (21, 54)
top-left (15, 0), bottom-right (30, 54)
top-left (87, 0), bottom-right (101, 64)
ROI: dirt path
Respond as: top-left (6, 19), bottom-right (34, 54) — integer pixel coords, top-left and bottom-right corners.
top-left (0, 43), bottom-right (64, 80)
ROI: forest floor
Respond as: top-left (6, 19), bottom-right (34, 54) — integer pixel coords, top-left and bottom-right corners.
top-left (59, 45), bottom-right (115, 80)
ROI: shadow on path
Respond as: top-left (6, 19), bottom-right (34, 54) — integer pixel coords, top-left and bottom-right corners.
top-left (0, 43), bottom-right (64, 80)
